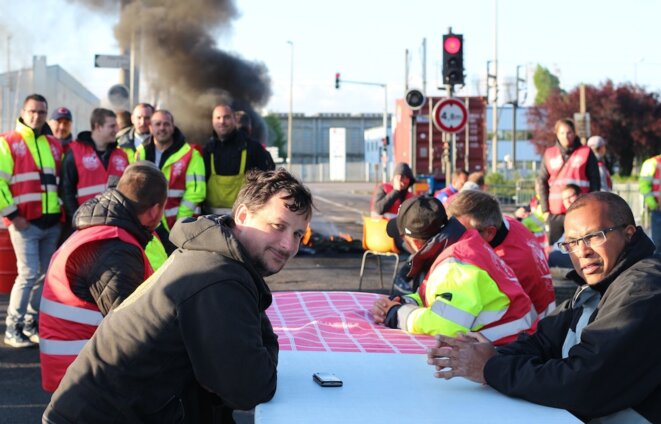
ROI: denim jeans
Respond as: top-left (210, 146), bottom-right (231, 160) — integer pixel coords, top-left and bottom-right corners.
top-left (5, 223), bottom-right (61, 328)
top-left (651, 211), bottom-right (661, 255)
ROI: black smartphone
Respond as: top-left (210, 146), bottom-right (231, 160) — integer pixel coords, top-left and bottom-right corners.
top-left (312, 372), bottom-right (343, 387)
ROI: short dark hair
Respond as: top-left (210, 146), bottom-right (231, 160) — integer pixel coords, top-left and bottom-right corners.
top-left (232, 168), bottom-right (314, 219)
top-left (566, 192), bottom-right (635, 227)
top-left (90, 108), bottom-right (116, 131)
top-left (235, 110), bottom-right (251, 130)
top-left (24, 93), bottom-right (48, 108)
top-left (116, 161), bottom-right (168, 214)
top-left (446, 190), bottom-right (502, 230)
top-left (454, 169), bottom-right (469, 179)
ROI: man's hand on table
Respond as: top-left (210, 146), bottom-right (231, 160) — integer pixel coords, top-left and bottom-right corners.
top-left (371, 296), bottom-right (401, 324)
top-left (427, 332), bottom-right (496, 385)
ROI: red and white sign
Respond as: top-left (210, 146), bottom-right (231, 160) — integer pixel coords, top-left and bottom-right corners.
top-left (432, 98), bottom-right (468, 133)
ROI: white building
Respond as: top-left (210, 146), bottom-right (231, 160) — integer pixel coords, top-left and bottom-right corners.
top-left (0, 56), bottom-right (99, 134)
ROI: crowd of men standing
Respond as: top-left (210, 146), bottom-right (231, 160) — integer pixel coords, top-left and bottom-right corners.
top-left (0, 93), bottom-right (275, 349)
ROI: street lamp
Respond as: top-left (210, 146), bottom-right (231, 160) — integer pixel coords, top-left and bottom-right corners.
top-left (287, 41), bottom-right (294, 166)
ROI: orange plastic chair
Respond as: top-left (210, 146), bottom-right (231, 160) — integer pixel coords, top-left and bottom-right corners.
top-left (358, 217), bottom-right (400, 292)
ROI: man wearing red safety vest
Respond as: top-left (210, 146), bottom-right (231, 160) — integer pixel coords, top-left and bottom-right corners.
top-left (39, 162), bottom-right (168, 392)
top-left (0, 94), bottom-right (63, 348)
top-left (371, 196), bottom-right (536, 346)
top-left (370, 162), bottom-right (416, 218)
top-left (537, 118), bottom-right (600, 247)
top-left (136, 110), bottom-right (206, 254)
top-left (587, 135), bottom-right (612, 192)
top-left (447, 190), bottom-right (556, 318)
top-left (60, 108), bottom-right (127, 226)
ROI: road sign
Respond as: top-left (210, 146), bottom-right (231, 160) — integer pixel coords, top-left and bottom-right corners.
top-left (432, 98), bottom-right (468, 133)
top-left (94, 54), bottom-right (130, 69)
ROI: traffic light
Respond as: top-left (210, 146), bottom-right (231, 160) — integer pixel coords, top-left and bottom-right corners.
top-left (442, 33), bottom-right (464, 86)
top-left (335, 72), bottom-right (340, 89)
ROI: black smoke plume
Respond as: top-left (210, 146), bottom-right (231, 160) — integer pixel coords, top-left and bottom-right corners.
top-left (74, 0), bottom-right (272, 144)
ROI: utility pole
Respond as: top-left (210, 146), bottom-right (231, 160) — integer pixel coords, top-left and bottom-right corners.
top-left (511, 64), bottom-right (526, 167)
top-left (491, 0), bottom-right (498, 173)
top-left (287, 41), bottom-right (294, 166)
top-left (422, 38), bottom-right (427, 94)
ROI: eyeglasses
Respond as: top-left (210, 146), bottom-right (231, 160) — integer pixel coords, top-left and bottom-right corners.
top-left (557, 224), bottom-right (626, 254)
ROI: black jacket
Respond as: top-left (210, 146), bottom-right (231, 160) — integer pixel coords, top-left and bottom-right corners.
top-left (537, 137), bottom-right (601, 213)
top-left (44, 215), bottom-right (278, 423)
top-left (371, 183), bottom-right (410, 215)
top-left (67, 189), bottom-right (152, 316)
top-left (203, 129), bottom-right (274, 180)
top-left (484, 228), bottom-right (661, 422)
top-left (60, 132), bottom-right (122, 223)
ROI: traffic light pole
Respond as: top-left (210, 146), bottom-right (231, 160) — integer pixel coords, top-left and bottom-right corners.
top-left (337, 77), bottom-right (389, 183)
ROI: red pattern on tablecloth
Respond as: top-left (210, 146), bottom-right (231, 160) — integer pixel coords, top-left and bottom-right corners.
top-left (266, 291), bottom-right (436, 354)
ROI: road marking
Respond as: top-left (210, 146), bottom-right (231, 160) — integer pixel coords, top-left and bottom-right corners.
top-left (314, 195), bottom-right (364, 216)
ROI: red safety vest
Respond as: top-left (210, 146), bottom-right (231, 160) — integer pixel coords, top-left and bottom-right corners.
top-left (163, 148), bottom-right (193, 230)
top-left (2, 131), bottom-right (62, 224)
top-left (544, 145), bottom-right (590, 214)
top-left (495, 216), bottom-right (556, 317)
top-left (370, 182), bottom-right (413, 215)
top-left (39, 225), bottom-right (152, 392)
top-left (420, 229), bottom-right (537, 345)
top-left (69, 142), bottom-right (128, 205)
top-left (433, 185), bottom-right (458, 205)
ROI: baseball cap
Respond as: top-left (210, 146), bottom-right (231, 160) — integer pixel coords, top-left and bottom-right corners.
top-left (393, 162), bottom-right (415, 183)
top-left (386, 196), bottom-right (448, 240)
top-left (587, 135), bottom-right (605, 149)
top-left (51, 107), bottom-right (72, 121)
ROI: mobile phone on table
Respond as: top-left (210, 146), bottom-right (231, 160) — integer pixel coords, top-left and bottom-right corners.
top-left (313, 372), bottom-right (343, 387)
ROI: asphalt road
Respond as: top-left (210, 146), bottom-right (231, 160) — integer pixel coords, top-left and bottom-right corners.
top-left (0, 182), bottom-right (576, 422)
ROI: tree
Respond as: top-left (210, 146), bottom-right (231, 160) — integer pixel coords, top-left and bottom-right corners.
top-left (533, 65), bottom-right (562, 105)
top-left (527, 80), bottom-right (661, 176)
top-left (264, 114), bottom-right (287, 161)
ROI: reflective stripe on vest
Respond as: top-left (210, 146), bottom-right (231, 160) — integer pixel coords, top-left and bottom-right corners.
top-left (40, 297), bottom-right (103, 326)
top-left (479, 306), bottom-right (537, 342)
top-left (431, 299), bottom-right (506, 329)
top-left (40, 338), bottom-right (89, 356)
top-left (77, 183), bottom-right (107, 198)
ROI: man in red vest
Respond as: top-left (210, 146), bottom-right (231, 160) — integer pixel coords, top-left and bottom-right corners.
top-left (0, 94), bottom-right (62, 348)
top-left (536, 118), bottom-right (600, 246)
top-left (39, 161), bottom-right (168, 392)
top-left (370, 162), bottom-right (415, 218)
top-left (447, 190), bottom-right (556, 318)
top-left (434, 168), bottom-right (468, 205)
top-left (60, 108), bottom-right (128, 226)
top-left (587, 135), bottom-right (612, 192)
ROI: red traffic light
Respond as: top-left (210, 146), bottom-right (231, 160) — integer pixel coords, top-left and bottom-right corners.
top-left (444, 36), bottom-right (462, 54)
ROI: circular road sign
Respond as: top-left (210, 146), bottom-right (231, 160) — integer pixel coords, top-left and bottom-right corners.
top-left (432, 98), bottom-right (468, 133)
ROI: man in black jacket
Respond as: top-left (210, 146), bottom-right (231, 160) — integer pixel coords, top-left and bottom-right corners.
top-left (203, 103), bottom-right (275, 212)
top-left (427, 192), bottom-right (661, 423)
top-left (43, 168), bottom-right (313, 424)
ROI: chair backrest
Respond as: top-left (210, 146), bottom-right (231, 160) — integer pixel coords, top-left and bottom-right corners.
top-left (362, 217), bottom-right (398, 253)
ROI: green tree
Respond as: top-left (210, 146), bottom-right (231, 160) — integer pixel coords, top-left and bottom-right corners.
top-left (264, 114), bottom-right (287, 160)
top-left (533, 65), bottom-right (562, 105)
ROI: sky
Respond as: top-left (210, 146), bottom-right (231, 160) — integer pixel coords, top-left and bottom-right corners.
top-left (1, 0), bottom-right (659, 116)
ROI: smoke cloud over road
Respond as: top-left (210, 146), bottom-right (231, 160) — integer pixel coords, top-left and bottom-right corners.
top-left (75, 0), bottom-right (271, 143)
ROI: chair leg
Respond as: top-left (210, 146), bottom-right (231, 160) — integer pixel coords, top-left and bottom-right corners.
top-left (377, 255), bottom-right (384, 289)
top-left (358, 250), bottom-right (371, 291)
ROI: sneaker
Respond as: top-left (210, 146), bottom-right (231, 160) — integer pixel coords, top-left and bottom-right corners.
top-left (22, 321), bottom-right (39, 344)
top-left (4, 328), bottom-right (36, 348)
